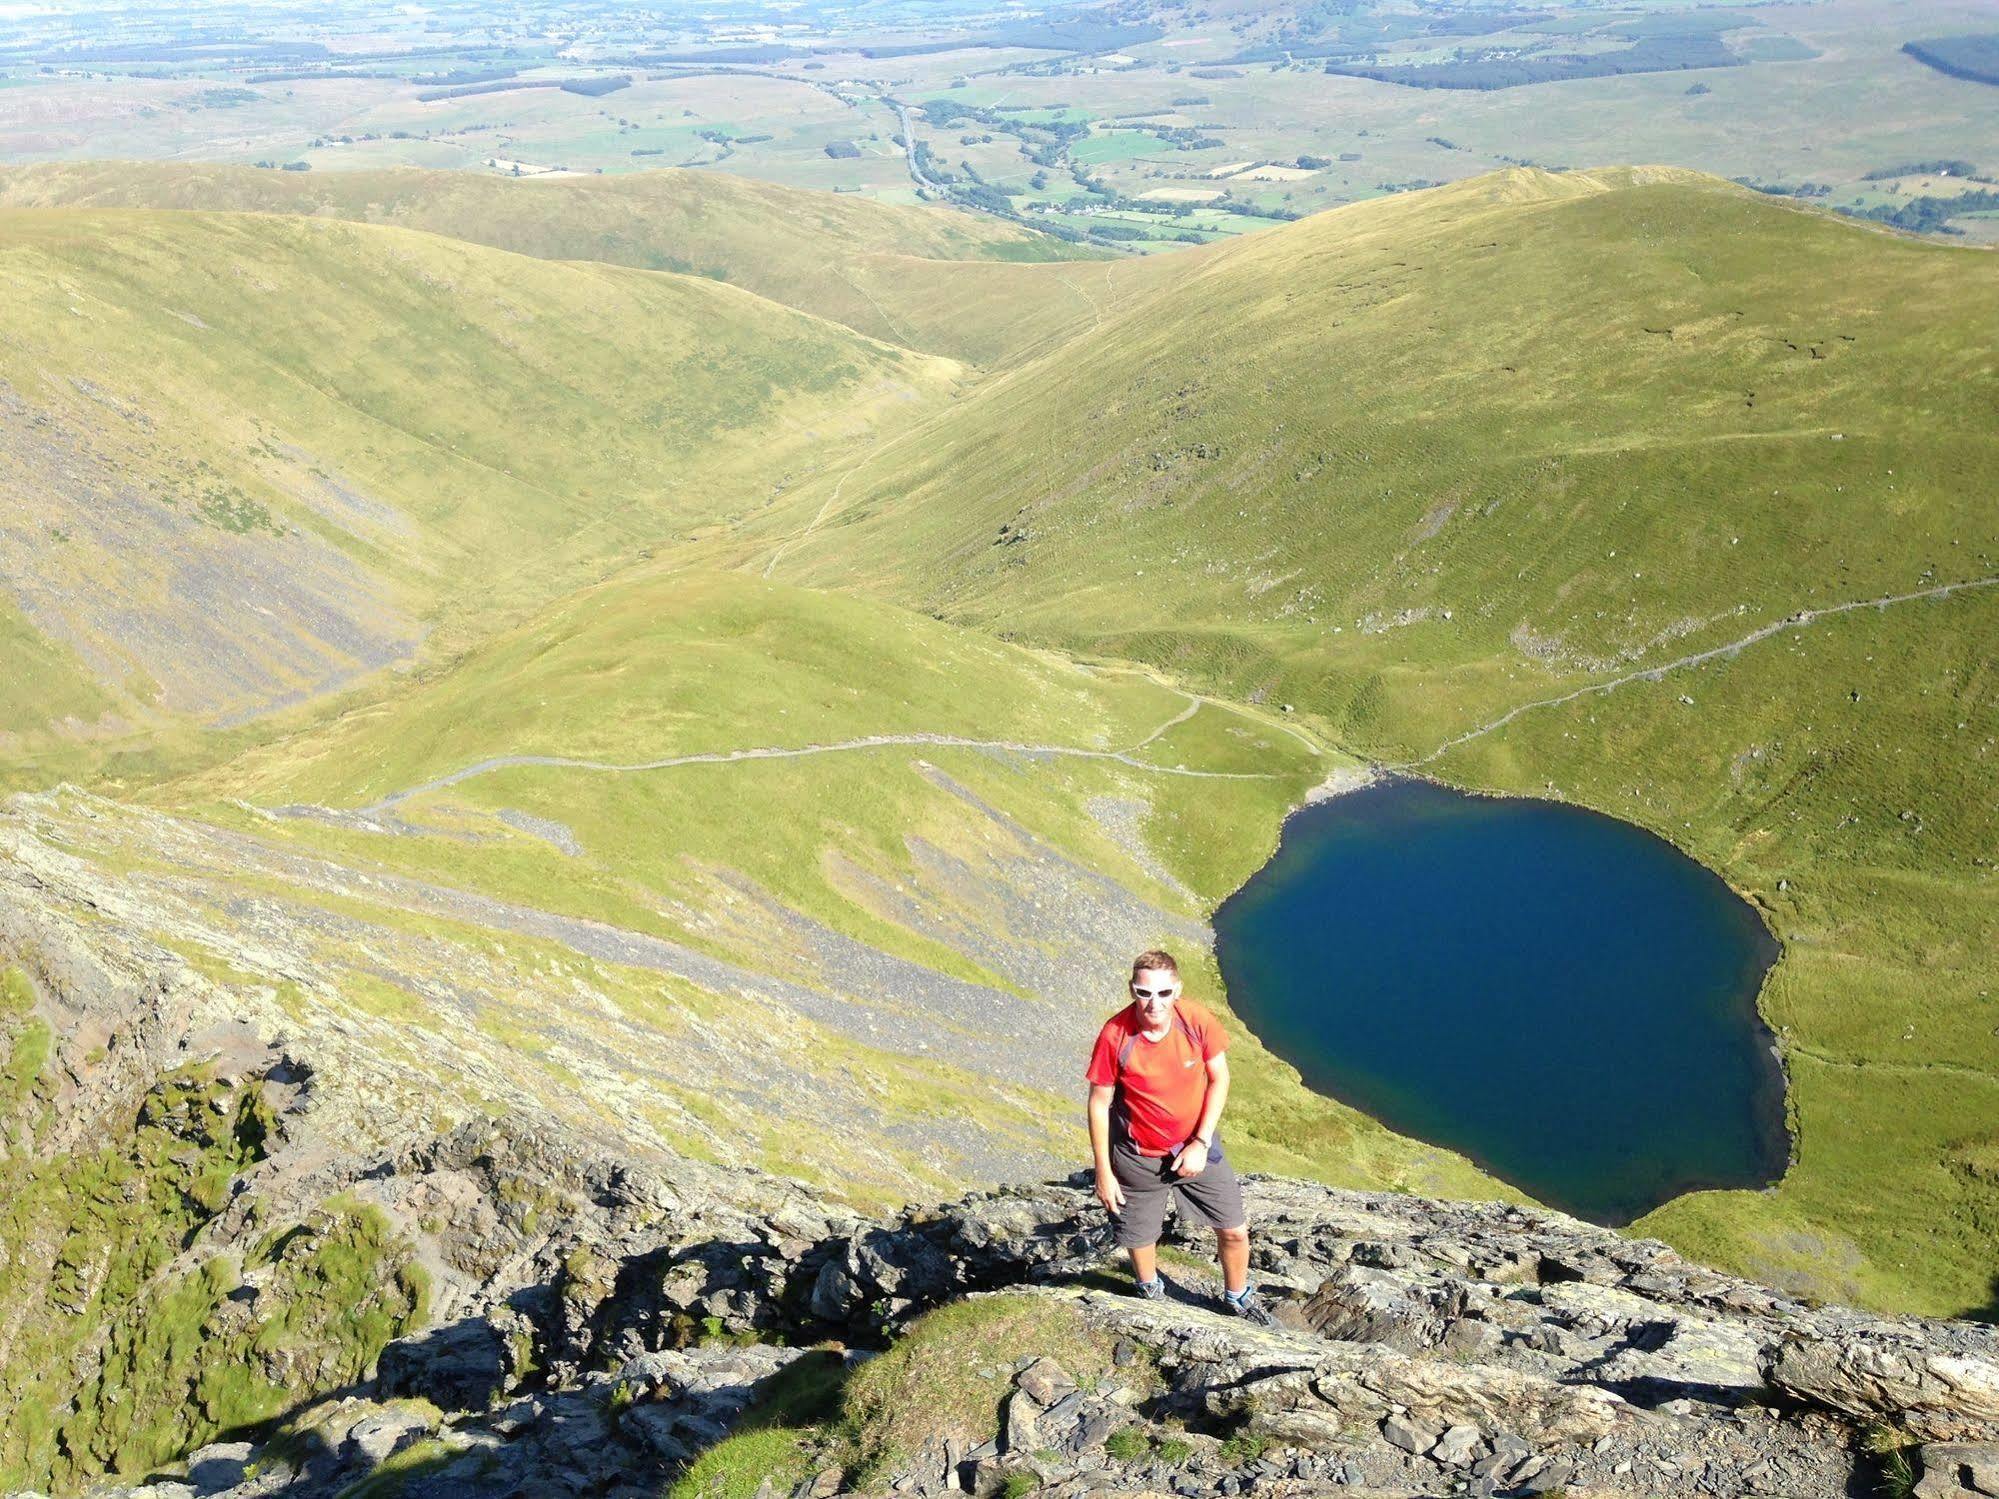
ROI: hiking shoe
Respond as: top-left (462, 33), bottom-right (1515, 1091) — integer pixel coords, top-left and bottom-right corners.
top-left (1221, 1286), bottom-right (1275, 1326)
top-left (1136, 1275), bottom-right (1169, 1301)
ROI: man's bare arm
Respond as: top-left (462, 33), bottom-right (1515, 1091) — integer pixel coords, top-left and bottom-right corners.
top-left (1087, 1084), bottom-right (1124, 1213)
top-left (1172, 1054), bottom-right (1231, 1177)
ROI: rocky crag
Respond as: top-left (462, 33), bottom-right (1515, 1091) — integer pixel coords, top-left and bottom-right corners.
top-left (15, 1165), bottom-right (1999, 1499)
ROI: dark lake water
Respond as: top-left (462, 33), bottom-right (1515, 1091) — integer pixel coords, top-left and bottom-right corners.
top-left (1213, 777), bottom-right (1788, 1225)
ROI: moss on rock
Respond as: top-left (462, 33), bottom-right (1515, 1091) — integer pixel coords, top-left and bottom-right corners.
top-left (0, 1065), bottom-right (426, 1491)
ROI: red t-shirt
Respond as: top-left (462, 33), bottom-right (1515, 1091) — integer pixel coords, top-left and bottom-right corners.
top-left (1085, 998), bottom-right (1228, 1156)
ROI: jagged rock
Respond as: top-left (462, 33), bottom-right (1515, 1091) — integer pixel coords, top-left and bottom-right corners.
top-left (1381, 1412), bottom-right (1442, 1454)
top-left (183, 1442), bottom-right (254, 1495)
top-left (1767, 1338), bottom-right (1999, 1440)
top-left (376, 1316), bottom-right (519, 1410)
top-left (339, 1408), bottom-right (435, 1466)
top-left (1541, 1282), bottom-right (1766, 1399)
top-left (812, 1254), bottom-right (868, 1323)
top-left (1301, 1264), bottom-right (1451, 1351)
top-left (851, 1226), bottom-right (960, 1320)
top-left (1017, 1356), bottom-right (1077, 1406)
top-left (1313, 1339), bottom-right (1626, 1444)
top-left (1002, 1389), bottom-right (1042, 1453)
top-left (1247, 1404), bottom-right (1349, 1446)
top-left (1518, 1456), bottom-right (1576, 1494)
top-left (19, 1167), bottom-right (1979, 1499)
top-left (1444, 1317), bottom-right (1504, 1360)
top-left (620, 1403), bottom-right (692, 1464)
top-left (961, 1456), bottom-right (1014, 1498)
top-left (1433, 1422), bottom-right (1484, 1466)
top-left (1916, 1442), bottom-right (1999, 1497)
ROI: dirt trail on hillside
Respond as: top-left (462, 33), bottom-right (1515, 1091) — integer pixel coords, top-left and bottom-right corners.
top-left (761, 413), bottom-right (927, 578)
top-left (325, 692), bottom-right (1279, 818)
top-left (1401, 574), bottom-right (1999, 769)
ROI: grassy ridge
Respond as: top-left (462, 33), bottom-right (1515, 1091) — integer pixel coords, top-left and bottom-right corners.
top-left (187, 568), bottom-right (1186, 809)
top-left (767, 168), bottom-right (1999, 1314)
top-left (0, 163), bottom-right (1130, 366)
top-left (773, 167), bottom-right (1994, 686)
top-left (0, 205), bottom-right (959, 769)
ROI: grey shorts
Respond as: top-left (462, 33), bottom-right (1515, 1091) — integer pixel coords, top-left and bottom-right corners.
top-left (1107, 1140), bottom-right (1248, 1249)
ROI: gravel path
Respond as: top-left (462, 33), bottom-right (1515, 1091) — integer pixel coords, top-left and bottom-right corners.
top-left (1399, 574), bottom-right (1999, 769)
top-left (349, 694), bottom-right (1278, 816)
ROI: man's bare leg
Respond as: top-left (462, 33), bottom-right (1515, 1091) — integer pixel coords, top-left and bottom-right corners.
top-left (1128, 1243), bottom-right (1159, 1285)
top-left (1216, 1225), bottom-right (1249, 1295)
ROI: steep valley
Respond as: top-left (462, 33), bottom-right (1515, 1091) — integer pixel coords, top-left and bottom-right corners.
top-left (0, 201), bottom-right (967, 774)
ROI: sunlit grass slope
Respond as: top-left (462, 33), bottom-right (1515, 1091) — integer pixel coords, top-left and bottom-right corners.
top-left (774, 166), bottom-right (1994, 695)
top-left (766, 167), bottom-right (1999, 1315)
top-left (0, 205), bottom-right (958, 770)
top-left (159, 566), bottom-right (1505, 1205)
top-left (0, 163), bottom-right (1131, 366)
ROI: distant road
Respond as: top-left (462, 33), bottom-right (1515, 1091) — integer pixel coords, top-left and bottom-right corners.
top-left (891, 99), bottom-right (942, 193)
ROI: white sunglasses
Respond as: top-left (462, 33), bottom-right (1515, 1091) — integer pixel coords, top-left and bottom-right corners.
top-left (1131, 984), bottom-right (1179, 1000)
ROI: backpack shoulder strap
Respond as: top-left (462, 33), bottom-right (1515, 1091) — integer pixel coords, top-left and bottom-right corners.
top-left (1115, 1008), bottom-right (1199, 1077)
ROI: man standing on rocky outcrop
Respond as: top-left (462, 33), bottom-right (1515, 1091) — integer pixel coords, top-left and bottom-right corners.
top-left (1087, 949), bottom-right (1273, 1324)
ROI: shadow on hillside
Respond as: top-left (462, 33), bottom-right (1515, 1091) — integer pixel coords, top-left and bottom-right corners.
top-left (132, 1219), bottom-right (880, 1498)
top-left (1975, 1274), bottom-right (1999, 1326)
top-left (139, 1197), bottom-right (1235, 1494)
top-left (141, 1307), bottom-right (850, 1497)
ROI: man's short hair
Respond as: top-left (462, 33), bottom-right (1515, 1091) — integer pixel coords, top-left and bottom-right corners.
top-left (1130, 949), bottom-right (1180, 979)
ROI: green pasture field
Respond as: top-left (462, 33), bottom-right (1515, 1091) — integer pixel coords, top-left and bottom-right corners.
top-left (1067, 129), bottom-right (1166, 167)
top-left (3, 0), bottom-right (1993, 247)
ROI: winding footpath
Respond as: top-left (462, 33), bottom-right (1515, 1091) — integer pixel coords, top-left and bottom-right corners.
top-left (1397, 574), bottom-right (1999, 769)
top-left (343, 691), bottom-right (1276, 818)
top-left (298, 576), bottom-right (1993, 822)
top-left (761, 418), bottom-right (920, 579)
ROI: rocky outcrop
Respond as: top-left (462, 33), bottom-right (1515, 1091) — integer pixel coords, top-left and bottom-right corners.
top-left (1766, 1337), bottom-right (1999, 1440)
top-left (18, 1171), bottom-right (1995, 1499)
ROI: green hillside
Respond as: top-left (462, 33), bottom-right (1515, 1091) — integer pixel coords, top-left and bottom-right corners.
top-left (0, 163), bottom-right (1135, 367)
top-left (762, 167), bottom-right (1999, 1316)
top-left (152, 565), bottom-right (1504, 1205)
top-left (0, 204), bottom-right (960, 775)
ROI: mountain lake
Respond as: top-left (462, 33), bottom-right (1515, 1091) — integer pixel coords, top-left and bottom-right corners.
top-left (1213, 776), bottom-right (1788, 1224)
